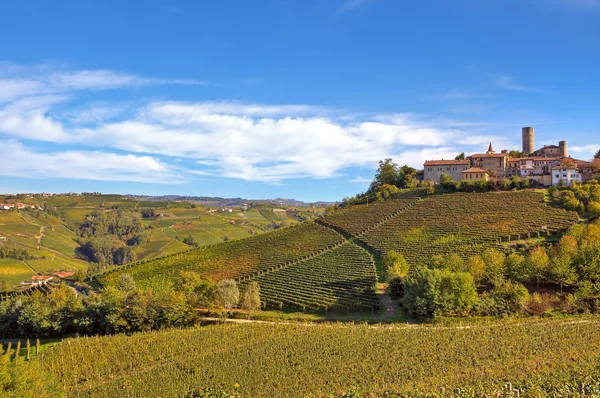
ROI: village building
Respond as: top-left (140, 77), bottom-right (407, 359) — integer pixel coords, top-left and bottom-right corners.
top-left (462, 168), bottom-right (490, 181)
top-left (466, 143), bottom-right (510, 177)
top-left (423, 160), bottom-right (470, 183)
top-left (422, 126), bottom-right (595, 186)
top-left (552, 164), bottom-right (582, 186)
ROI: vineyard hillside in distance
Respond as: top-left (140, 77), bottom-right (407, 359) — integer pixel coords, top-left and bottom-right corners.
top-left (322, 191), bottom-right (579, 266)
top-left (96, 190), bottom-right (579, 314)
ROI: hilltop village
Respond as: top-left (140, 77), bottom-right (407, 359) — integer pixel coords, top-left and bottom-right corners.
top-left (424, 127), bottom-right (594, 186)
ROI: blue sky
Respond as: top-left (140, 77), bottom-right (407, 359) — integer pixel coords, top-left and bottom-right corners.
top-left (0, 0), bottom-right (598, 202)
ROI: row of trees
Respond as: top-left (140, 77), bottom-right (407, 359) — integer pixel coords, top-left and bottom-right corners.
top-left (0, 274), bottom-right (262, 338)
top-left (385, 218), bottom-right (600, 318)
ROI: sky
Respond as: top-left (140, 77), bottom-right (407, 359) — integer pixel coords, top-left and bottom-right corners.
top-left (0, 0), bottom-right (598, 202)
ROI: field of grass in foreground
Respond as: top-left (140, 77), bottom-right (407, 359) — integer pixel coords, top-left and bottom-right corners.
top-left (39, 317), bottom-right (600, 397)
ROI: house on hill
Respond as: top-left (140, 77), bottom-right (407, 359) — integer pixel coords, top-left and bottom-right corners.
top-left (462, 168), bottom-right (490, 181)
top-left (423, 160), bottom-right (470, 183)
top-left (552, 164), bottom-right (582, 186)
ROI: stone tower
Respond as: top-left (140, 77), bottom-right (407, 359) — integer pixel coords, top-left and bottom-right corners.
top-left (559, 140), bottom-right (568, 158)
top-left (522, 127), bottom-right (534, 155)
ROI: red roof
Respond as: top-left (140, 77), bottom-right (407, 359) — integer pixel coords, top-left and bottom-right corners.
top-left (31, 275), bottom-right (53, 281)
top-left (423, 160), bottom-right (470, 166)
top-left (467, 153), bottom-right (509, 159)
top-left (462, 167), bottom-right (489, 174)
top-left (54, 271), bottom-right (76, 278)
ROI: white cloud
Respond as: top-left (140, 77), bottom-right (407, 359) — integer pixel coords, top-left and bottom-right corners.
top-left (351, 176), bottom-right (372, 184)
top-left (570, 144), bottom-right (600, 159)
top-left (494, 74), bottom-right (533, 92)
top-left (0, 62), bottom-right (206, 103)
top-left (0, 63), bottom-right (515, 184)
top-left (0, 141), bottom-right (183, 184)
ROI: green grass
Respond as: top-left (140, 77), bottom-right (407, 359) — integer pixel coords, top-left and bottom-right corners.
top-left (0, 259), bottom-right (35, 287)
top-left (58, 208), bottom-right (91, 223)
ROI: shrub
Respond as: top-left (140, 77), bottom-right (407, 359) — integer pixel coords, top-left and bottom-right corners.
top-left (402, 266), bottom-right (478, 318)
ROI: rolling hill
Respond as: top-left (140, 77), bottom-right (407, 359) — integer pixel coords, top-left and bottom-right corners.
top-left (95, 190), bottom-right (579, 313)
top-left (0, 194), bottom-right (323, 288)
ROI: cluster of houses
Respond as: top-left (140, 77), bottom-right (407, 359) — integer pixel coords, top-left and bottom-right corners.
top-left (423, 127), bottom-right (595, 186)
top-left (21, 271), bottom-right (75, 287)
top-left (0, 203), bottom-right (40, 211)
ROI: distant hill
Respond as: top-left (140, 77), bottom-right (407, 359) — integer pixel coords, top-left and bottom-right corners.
top-left (127, 195), bottom-right (333, 208)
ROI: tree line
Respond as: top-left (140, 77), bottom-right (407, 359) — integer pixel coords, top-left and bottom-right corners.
top-left (0, 273), bottom-right (261, 338)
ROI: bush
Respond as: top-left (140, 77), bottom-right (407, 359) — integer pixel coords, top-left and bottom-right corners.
top-left (481, 281), bottom-right (530, 315)
top-left (383, 250), bottom-right (409, 280)
top-left (402, 267), bottom-right (478, 318)
top-left (387, 277), bottom-right (404, 299)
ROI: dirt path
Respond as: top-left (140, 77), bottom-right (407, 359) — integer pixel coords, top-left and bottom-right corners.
top-left (35, 226), bottom-right (45, 248)
top-left (375, 283), bottom-right (397, 321)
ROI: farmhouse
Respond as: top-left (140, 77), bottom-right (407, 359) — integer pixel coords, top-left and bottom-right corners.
top-left (462, 167), bottom-right (490, 181)
top-left (423, 126), bottom-right (593, 186)
top-left (423, 160), bottom-right (470, 183)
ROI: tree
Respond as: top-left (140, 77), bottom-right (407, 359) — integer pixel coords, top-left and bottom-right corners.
top-left (481, 248), bottom-right (506, 285)
top-left (465, 255), bottom-right (486, 283)
top-left (182, 235), bottom-right (199, 247)
top-left (595, 149), bottom-right (600, 159)
top-left (113, 246), bottom-right (136, 265)
top-left (439, 173), bottom-right (453, 188)
top-left (527, 246), bottom-right (550, 290)
top-left (587, 202), bottom-right (600, 220)
top-left (118, 273), bottom-right (137, 293)
top-left (455, 153), bottom-right (466, 160)
top-left (371, 159), bottom-right (399, 190)
top-left (240, 281), bottom-right (261, 319)
top-left (402, 267), bottom-right (478, 318)
top-left (505, 253), bottom-right (528, 282)
top-left (383, 250), bottom-right (409, 280)
top-left (214, 279), bottom-right (240, 318)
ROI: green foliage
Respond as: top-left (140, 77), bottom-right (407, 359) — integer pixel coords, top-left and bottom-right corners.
top-left (240, 281), bottom-right (261, 314)
top-left (478, 280), bottom-right (530, 315)
top-left (369, 159), bottom-right (418, 191)
top-left (182, 235), bottom-right (199, 247)
top-left (505, 252), bottom-right (528, 282)
top-left (214, 279), bottom-right (240, 316)
top-left (527, 246), bottom-right (550, 289)
top-left (482, 248), bottom-right (507, 285)
top-left (454, 153), bottom-right (465, 160)
top-left (383, 250), bottom-right (409, 280)
top-left (402, 266), bottom-right (477, 318)
top-left (0, 344), bottom-right (60, 397)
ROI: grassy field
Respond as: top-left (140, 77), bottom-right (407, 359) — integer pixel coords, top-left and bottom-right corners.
top-left (30, 317), bottom-right (600, 397)
top-left (0, 259), bottom-right (35, 287)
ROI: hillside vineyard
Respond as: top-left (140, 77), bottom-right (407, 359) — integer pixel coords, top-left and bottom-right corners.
top-left (238, 242), bottom-right (379, 312)
top-left (40, 319), bottom-right (600, 397)
top-left (96, 191), bottom-right (578, 311)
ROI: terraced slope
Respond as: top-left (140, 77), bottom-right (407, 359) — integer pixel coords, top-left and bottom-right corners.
top-left (360, 191), bottom-right (579, 265)
top-left (97, 222), bottom-right (345, 290)
top-left (239, 242), bottom-right (378, 312)
top-left (318, 198), bottom-right (419, 235)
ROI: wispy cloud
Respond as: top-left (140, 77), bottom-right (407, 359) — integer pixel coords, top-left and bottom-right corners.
top-left (494, 74), bottom-right (533, 92)
top-left (0, 62), bottom-right (513, 184)
top-left (337, 0), bottom-right (376, 13)
top-left (0, 62), bottom-right (207, 103)
top-left (442, 91), bottom-right (496, 100)
top-left (0, 141), bottom-right (183, 183)
top-left (351, 176), bottom-right (372, 184)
